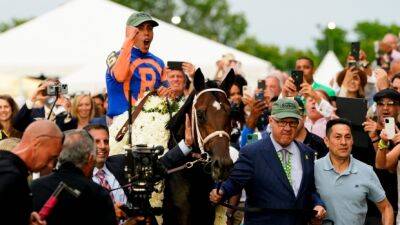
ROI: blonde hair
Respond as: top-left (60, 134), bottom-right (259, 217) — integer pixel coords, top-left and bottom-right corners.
top-left (71, 94), bottom-right (95, 121)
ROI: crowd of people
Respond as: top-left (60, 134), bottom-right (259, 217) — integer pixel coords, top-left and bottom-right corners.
top-left (1, 10), bottom-right (400, 225)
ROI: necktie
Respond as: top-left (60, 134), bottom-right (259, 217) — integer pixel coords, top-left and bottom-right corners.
top-left (96, 169), bottom-right (115, 202)
top-left (278, 149), bottom-right (292, 185)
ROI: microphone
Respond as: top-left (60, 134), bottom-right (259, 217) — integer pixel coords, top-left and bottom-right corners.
top-left (38, 181), bottom-right (81, 220)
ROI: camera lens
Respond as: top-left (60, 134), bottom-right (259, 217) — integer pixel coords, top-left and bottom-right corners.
top-left (385, 119), bottom-right (389, 123)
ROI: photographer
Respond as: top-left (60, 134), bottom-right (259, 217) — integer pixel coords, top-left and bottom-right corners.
top-left (239, 76), bottom-right (281, 147)
top-left (13, 79), bottom-right (71, 132)
top-left (362, 89), bottom-right (400, 222)
top-left (336, 66), bottom-right (368, 99)
top-left (282, 57), bottom-right (335, 98)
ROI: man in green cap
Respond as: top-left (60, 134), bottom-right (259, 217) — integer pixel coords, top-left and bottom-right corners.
top-left (210, 98), bottom-right (326, 225)
top-left (106, 12), bottom-right (166, 118)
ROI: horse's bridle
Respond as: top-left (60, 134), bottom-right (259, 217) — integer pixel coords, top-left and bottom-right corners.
top-left (191, 88), bottom-right (231, 155)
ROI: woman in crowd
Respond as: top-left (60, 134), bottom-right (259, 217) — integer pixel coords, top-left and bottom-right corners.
top-left (0, 95), bottom-right (21, 140)
top-left (228, 75), bottom-right (247, 149)
top-left (56, 93), bottom-right (95, 130)
top-left (71, 93), bottom-right (95, 129)
top-left (336, 66), bottom-right (368, 98)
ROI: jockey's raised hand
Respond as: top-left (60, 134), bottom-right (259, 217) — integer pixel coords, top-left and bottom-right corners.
top-left (111, 26), bottom-right (139, 83)
top-left (185, 114), bottom-right (193, 147)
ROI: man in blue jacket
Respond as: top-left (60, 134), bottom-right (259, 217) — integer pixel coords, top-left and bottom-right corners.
top-left (210, 98), bottom-right (326, 225)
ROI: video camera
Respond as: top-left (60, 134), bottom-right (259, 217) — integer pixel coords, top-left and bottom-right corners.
top-left (122, 145), bottom-right (167, 217)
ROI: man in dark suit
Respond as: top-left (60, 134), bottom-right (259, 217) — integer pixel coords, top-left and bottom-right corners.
top-left (30, 129), bottom-right (118, 225)
top-left (210, 98), bottom-right (326, 225)
top-left (0, 120), bottom-right (63, 225)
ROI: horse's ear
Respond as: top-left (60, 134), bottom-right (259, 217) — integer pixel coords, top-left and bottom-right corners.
top-left (220, 69), bottom-right (236, 94)
top-left (193, 68), bottom-right (205, 92)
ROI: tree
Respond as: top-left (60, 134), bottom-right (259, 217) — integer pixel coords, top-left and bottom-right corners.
top-left (315, 26), bottom-right (348, 65)
top-left (179, 0), bottom-right (247, 46)
top-left (237, 37), bottom-right (317, 71)
top-left (111, 0), bottom-right (247, 46)
top-left (0, 18), bottom-right (29, 33)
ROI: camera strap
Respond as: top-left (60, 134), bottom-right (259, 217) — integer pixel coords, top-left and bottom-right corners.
top-left (115, 91), bottom-right (156, 142)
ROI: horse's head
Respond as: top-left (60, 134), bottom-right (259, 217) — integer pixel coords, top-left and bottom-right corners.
top-left (191, 68), bottom-right (236, 181)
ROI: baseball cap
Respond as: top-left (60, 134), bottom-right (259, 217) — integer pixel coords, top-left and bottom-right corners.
top-left (126, 12), bottom-right (159, 27)
top-left (373, 88), bottom-right (400, 103)
top-left (271, 98), bottom-right (302, 120)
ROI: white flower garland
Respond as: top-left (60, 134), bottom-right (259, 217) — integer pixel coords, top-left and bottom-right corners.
top-left (109, 95), bottom-right (184, 156)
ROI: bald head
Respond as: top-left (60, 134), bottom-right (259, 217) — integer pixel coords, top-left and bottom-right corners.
top-left (13, 120), bottom-right (63, 172)
top-left (383, 33), bottom-right (399, 51)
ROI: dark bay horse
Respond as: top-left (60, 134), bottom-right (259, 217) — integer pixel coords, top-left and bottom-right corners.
top-left (163, 69), bottom-right (236, 225)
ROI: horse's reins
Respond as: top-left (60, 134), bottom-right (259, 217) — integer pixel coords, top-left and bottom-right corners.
top-left (191, 88), bottom-right (231, 156)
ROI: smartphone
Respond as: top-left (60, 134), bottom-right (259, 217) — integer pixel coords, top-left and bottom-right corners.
top-left (167, 61), bottom-right (183, 70)
top-left (291, 70), bottom-right (303, 91)
top-left (385, 117), bottom-right (396, 140)
top-left (351, 42), bottom-right (360, 61)
top-left (257, 80), bottom-right (266, 90)
top-left (161, 80), bottom-right (170, 88)
top-left (242, 85), bottom-right (248, 94)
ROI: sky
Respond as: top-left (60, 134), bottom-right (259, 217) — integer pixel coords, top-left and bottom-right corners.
top-left (1, 0), bottom-right (399, 51)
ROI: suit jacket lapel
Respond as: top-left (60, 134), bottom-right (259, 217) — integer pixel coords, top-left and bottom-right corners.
top-left (262, 137), bottom-right (295, 196)
top-left (296, 142), bottom-right (309, 199)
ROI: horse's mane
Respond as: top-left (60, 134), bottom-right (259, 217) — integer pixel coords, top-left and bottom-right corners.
top-left (166, 80), bottom-right (221, 135)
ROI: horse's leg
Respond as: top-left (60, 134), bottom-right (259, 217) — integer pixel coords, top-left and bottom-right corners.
top-left (188, 167), bottom-right (216, 225)
top-left (163, 172), bottom-right (191, 225)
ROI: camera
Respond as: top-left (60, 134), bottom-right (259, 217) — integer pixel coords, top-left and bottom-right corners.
top-left (255, 92), bottom-right (264, 101)
top-left (47, 84), bottom-right (68, 96)
top-left (122, 145), bottom-right (166, 217)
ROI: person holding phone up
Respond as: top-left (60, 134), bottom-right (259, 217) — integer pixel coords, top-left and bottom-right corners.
top-left (362, 88), bottom-right (400, 220)
top-left (159, 61), bottom-right (196, 99)
top-left (282, 57), bottom-right (336, 98)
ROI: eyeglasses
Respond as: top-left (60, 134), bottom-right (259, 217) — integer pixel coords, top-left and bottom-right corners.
top-left (377, 101), bottom-right (399, 107)
top-left (273, 118), bottom-right (299, 128)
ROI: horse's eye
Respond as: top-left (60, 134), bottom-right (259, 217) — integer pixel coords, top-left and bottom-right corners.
top-left (197, 110), bottom-right (206, 123)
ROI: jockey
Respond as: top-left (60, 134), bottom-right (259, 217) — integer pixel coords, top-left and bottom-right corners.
top-left (106, 12), bottom-right (166, 118)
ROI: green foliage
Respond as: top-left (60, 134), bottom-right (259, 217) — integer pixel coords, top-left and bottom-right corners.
top-left (0, 18), bottom-right (29, 33)
top-left (179, 0), bottom-right (247, 46)
top-left (315, 26), bottom-right (349, 65)
top-left (237, 37), bottom-right (317, 71)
